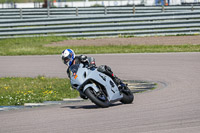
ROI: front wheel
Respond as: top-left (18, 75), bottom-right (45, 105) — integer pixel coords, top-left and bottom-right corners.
top-left (85, 87), bottom-right (110, 108)
top-left (120, 86), bottom-right (134, 104)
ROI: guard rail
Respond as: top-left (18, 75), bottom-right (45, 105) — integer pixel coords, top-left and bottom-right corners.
top-left (0, 6), bottom-right (200, 19)
top-left (0, 10), bottom-right (199, 38)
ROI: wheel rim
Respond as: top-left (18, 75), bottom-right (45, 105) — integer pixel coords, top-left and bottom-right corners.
top-left (90, 88), bottom-right (108, 102)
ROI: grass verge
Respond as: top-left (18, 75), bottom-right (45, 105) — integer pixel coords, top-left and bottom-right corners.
top-left (0, 36), bottom-right (200, 56)
top-left (0, 76), bottom-right (79, 106)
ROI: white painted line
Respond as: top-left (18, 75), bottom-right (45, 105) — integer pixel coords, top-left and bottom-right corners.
top-left (63, 98), bottom-right (84, 101)
top-left (24, 103), bottom-right (46, 107)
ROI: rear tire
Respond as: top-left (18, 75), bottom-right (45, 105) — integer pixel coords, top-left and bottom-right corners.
top-left (85, 88), bottom-right (110, 108)
top-left (120, 87), bottom-right (134, 104)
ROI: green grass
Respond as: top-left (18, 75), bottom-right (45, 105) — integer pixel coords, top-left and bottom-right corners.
top-left (0, 36), bottom-right (68, 56)
top-left (0, 36), bottom-right (200, 56)
top-left (0, 0), bottom-right (46, 3)
top-left (0, 0), bottom-right (85, 3)
top-left (0, 76), bottom-right (79, 106)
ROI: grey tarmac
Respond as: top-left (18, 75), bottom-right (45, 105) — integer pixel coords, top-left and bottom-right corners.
top-left (0, 52), bottom-right (200, 133)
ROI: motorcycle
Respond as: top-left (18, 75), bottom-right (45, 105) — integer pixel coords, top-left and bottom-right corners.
top-left (68, 59), bottom-right (134, 108)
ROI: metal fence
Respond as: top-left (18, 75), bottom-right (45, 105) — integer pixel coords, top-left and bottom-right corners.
top-left (0, 6), bottom-right (200, 19)
top-left (0, 6), bottom-right (200, 38)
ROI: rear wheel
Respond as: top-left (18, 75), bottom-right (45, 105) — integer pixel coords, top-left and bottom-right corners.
top-left (85, 87), bottom-right (110, 108)
top-left (120, 86), bottom-right (134, 104)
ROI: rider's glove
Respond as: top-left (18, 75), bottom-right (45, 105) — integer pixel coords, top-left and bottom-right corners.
top-left (80, 55), bottom-right (88, 62)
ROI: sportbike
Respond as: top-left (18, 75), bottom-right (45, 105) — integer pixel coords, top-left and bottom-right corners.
top-left (69, 63), bottom-right (134, 108)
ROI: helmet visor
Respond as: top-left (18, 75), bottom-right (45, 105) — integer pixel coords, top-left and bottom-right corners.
top-left (62, 53), bottom-right (72, 65)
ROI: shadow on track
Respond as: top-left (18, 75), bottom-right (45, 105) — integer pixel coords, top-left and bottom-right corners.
top-left (61, 103), bottom-right (123, 109)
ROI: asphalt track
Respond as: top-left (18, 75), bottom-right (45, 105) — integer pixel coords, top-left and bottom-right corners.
top-left (0, 53), bottom-right (200, 133)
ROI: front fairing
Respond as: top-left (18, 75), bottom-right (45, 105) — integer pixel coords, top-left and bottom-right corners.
top-left (69, 64), bottom-right (79, 77)
top-left (69, 64), bottom-right (123, 102)
top-left (69, 64), bottom-right (80, 88)
top-left (69, 64), bottom-right (89, 89)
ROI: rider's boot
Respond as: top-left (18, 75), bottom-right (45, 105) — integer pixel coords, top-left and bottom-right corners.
top-left (113, 75), bottom-right (126, 91)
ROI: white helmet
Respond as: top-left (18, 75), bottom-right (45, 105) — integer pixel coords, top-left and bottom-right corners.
top-left (61, 49), bottom-right (75, 66)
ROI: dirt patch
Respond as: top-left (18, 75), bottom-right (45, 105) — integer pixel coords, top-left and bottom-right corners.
top-left (45, 35), bottom-right (200, 47)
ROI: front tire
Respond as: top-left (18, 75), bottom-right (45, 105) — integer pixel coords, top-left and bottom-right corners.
top-left (85, 87), bottom-right (110, 108)
top-left (120, 86), bottom-right (134, 104)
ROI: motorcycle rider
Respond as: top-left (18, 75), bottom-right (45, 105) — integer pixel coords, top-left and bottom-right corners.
top-left (61, 49), bottom-right (126, 96)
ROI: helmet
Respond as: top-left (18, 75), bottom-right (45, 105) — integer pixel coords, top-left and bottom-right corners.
top-left (61, 49), bottom-right (75, 66)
